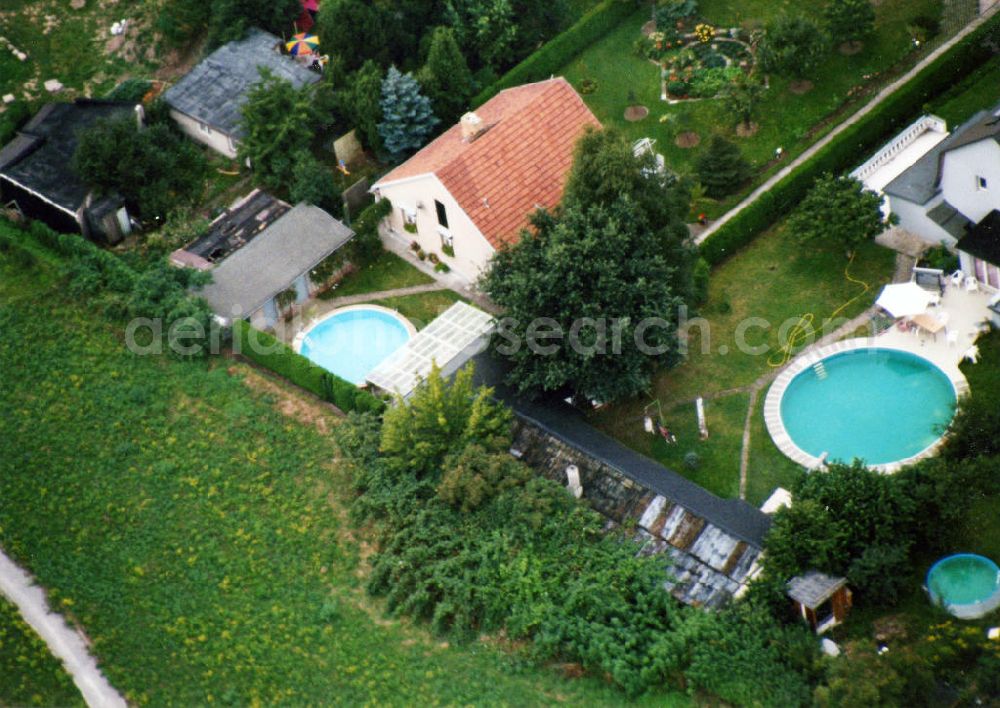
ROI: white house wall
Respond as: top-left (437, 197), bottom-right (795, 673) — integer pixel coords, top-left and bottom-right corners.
top-left (169, 109), bottom-right (238, 159)
top-left (377, 174), bottom-right (497, 281)
top-left (889, 195), bottom-right (957, 247)
top-left (940, 141), bottom-right (1000, 225)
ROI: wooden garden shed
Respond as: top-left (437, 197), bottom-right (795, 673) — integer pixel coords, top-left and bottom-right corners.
top-left (787, 571), bottom-right (852, 634)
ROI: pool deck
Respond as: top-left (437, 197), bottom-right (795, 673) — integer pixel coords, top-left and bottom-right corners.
top-left (765, 285), bottom-right (995, 473)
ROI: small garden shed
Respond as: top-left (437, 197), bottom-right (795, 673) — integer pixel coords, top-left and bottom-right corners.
top-left (787, 571), bottom-right (852, 634)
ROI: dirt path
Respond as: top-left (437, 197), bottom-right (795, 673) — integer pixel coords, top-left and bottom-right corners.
top-left (695, 5), bottom-right (999, 246)
top-left (0, 551), bottom-right (126, 708)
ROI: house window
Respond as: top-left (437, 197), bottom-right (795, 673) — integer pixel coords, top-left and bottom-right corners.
top-left (977, 175), bottom-right (988, 190)
top-left (198, 121), bottom-right (211, 135)
top-left (435, 200), bottom-right (449, 229)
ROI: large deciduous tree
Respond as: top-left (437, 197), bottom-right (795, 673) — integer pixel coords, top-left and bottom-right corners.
top-left (72, 117), bottom-right (206, 222)
top-left (238, 70), bottom-right (318, 191)
top-left (378, 66), bottom-right (439, 159)
top-left (339, 60), bottom-right (385, 152)
top-left (482, 129), bottom-right (693, 403)
top-left (786, 173), bottom-right (892, 256)
top-left (445, 0), bottom-right (518, 70)
top-left (316, 0), bottom-right (393, 72)
top-left (722, 73), bottom-right (764, 131)
top-left (757, 15), bottom-right (829, 80)
top-left (157, 0), bottom-right (299, 48)
top-left (763, 461), bottom-right (917, 605)
top-left (824, 0), bottom-right (876, 45)
top-left (419, 26), bottom-right (475, 126)
top-left (695, 135), bottom-right (751, 198)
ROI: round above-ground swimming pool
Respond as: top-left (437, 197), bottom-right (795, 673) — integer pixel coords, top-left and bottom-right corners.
top-left (778, 348), bottom-right (956, 467)
top-left (296, 306), bottom-right (413, 385)
top-left (926, 554), bottom-right (1000, 619)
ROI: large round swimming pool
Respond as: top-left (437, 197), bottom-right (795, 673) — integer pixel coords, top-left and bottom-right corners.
top-left (297, 306), bottom-right (412, 385)
top-left (779, 348), bottom-right (956, 466)
top-left (926, 554), bottom-right (1000, 619)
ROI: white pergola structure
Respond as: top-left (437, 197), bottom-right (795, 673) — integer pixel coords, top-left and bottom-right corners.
top-left (365, 301), bottom-right (495, 399)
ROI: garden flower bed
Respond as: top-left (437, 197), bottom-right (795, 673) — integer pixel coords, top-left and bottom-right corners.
top-left (638, 24), bottom-right (754, 100)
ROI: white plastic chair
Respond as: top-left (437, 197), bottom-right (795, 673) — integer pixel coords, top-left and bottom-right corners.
top-left (965, 275), bottom-right (979, 292)
top-left (947, 330), bottom-right (959, 347)
top-left (928, 292), bottom-right (941, 307)
top-left (951, 270), bottom-right (964, 287)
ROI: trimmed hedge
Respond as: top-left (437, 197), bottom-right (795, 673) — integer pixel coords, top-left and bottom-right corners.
top-left (232, 319), bottom-right (385, 415)
top-left (473, 0), bottom-right (636, 106)
top-left (699, 13), bottom-right (1000, 265)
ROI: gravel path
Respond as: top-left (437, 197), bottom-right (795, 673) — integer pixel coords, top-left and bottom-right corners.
top-left (0, 550), bottom-right (126, 708)
top-left (320, 282), bottom-right (448, 308)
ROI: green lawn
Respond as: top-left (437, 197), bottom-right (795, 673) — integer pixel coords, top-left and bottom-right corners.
top-left (0, 597), bottom-right (83, 707)
top-left (590, 223), bottom-right (895, 501)
top-left (321, 250), bottom-right (434, 299)
top-left (0, 246), bottom-right (682, 706)
top-left (560, 0), bottom-right (946, 215)
top-left (373, 290), bottom-right (467, 329)
top-left (0, 0), bottom-right (159, 101)
top-left (640, 393), bottom-right (749, 499)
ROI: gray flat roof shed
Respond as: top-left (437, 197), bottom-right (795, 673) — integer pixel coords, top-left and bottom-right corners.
top-left (198, 203), bottom-right (353, 323)
top-left (163, 29), bottom-right (321, 139)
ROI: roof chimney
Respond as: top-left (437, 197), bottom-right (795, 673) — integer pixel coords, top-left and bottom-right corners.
top-left (460, 112), bottom-right (485, 141)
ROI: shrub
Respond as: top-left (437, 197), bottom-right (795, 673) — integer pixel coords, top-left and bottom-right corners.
top-left (667, 80), bottom-right (690, 96)
top-left (348, 198), bottom-right (392, 266)
top-left (756, 15), bottom-right (828, 80)
top-left (688, 66), bottom-right (740, 98)
top-left (232, 320), bottom-right (384, 414)
top-left (683, 451), bottom-right (700, 469)
top-left (699, 11), bottom-right (1000, 264)
top-left (703, 52), bottom-right (727, 69)
top-left (655, 0), bottom-right (698, 30)
top-left (434, 262), bottom-right (450, 273)
top-left (918, 243), bottom-right (959, 273)
top-left (473, 0), bottom-right (635, 106)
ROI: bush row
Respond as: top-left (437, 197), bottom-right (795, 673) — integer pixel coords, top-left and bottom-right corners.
top-left (472, 0), bottom-right (636, 106)
top-left (699, 13), bottom-right (1000, 265)
top-left (232, 319), bottom-right (385, 415)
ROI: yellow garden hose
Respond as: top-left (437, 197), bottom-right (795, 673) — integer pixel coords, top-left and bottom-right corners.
top-left (767, 254), bottom-right (870, 368)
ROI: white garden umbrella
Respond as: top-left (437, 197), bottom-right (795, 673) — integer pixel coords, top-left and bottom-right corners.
top-left (875, 281), bottom-right (933, 318)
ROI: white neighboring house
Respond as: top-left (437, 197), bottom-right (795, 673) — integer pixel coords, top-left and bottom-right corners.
top-left (370, 77), bottom-right (601, 282)
top-left (163, 29), bottom-right (320, 159)
top-left (852, 101), bottom-right (1000, 289)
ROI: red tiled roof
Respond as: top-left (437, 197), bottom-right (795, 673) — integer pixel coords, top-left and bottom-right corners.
top-left (374, 77), bottom-right (601, 249)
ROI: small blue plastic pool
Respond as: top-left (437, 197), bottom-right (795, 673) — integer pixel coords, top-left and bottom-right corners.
top-left (927, 554), bottom-right (1000, 619)
top-left (299, 307), bottom-right (410, 385)
top-left (780, 348), bottom-right (956, 465)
